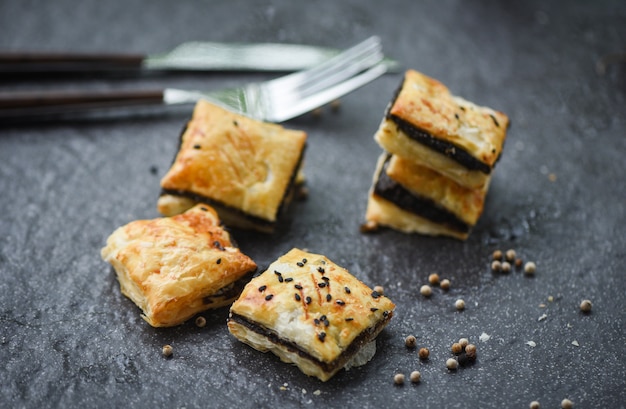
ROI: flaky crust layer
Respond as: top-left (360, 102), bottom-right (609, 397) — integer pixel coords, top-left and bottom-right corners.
top-left (228, 248), bottom-right (395, 381)
top-left (159, 100), bottom-right (307, 224)
top-left (365, 192), bottom-right (470, 240)
top-left (101, 204), bottom-right (257, 327)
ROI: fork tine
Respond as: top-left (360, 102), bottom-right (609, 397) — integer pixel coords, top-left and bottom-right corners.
top-left (266, 36), bottom-right (382, 91)
top-left (266, 62), bottom-right (387, 123)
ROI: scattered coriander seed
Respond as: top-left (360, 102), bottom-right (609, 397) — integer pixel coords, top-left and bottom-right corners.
top-left (491, 260), bottom-right (502, 272)
top-left (405, 335), bottom-right (417, 349)
top-left (410, 371), bottom-right (421, 383)
top-left (561, 398), bottom-right (573, 409)
top-left (530, 401), bottom-right (540, 409)
top-left (465, 344), bottom-right (477, 359)
top-left (505, 249), bottom-right (517, 262)
top-left (420, 285), bottom-right (433, 297)
top-left (195, 316), bottom-right (206, 328)
top-left (492, 250), bottom-right (503, 260)
top-left (374, 285), bottom-right (385, 296)
top-left (524, 261), bottom-right (537, 275)
top-left (418, 347), bottom-right (430, 360)
top-left (440, 279), bottom-right (451, 291)
top-left (501, 261), bottom-right (512, 273)
top-left (580, 299), bottom-right (592, 313)
top-left (394, 373), bottom-right (405, 385)
top-left (446, 358), bottom-right (458, 370)
top-left (458, 338), bottom-right (469, 348)
top-left (428, 273), bottom-right (440, 286)
top-left (451, 342), bottom-right (463, 354)
top-left (455, 299), bottom-right (466, 311)
top-left (162, 344), bottom-right (173, 358)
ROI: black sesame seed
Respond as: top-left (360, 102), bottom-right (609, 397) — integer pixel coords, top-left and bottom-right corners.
top-left (318, 282), bottom-right (326, 288)
top-left (344, 287), bottom-right (351, 294)
top-left (297, 262), bottom-right (304, 267)
top-left (285, 277), bottom-right (294, 282)
top-left (295, 294), bottom-right (301, 301)
top-left (274, 270), bottom-right (282, 276)
top-left (305, 296), bottom-right (312, 304)
top-left (265, 294), bottom-right (274, 301)
top-left (371, 291), bottom-right (381, 299)
top-left (336, 300), bottom-right (345, 306)
top-left (455, 113), bottom-right (460, 120)
top-left (258, 285), bottom-right (267, 292)
top-left (294, 284), bottom-right (303, 290)
top-left (233, 120), bottom-right (238, 127)
top-left (324, 319), bottom-right (330, 327)
top-left (321, 276), bottom-right (330, 282)
top-left (345, 317), bottom-right (354, 322)
top-left (383, 311), bottom-right (390, 318)
top-left (326, 294), bottom-right (332, 302)
top-left (302, 258), bottom-right (307, 264)
top-left (459, 106), bottom-right (466, 111)
top-left (216, 258), bottom-right (221, 264)
top-left (213, 241), bottom-right (224, 250)
top-left (193, 144), bottom-right (201, 149)
top-left (370, 308), bottom-right (379, 312)
top-left (318, 332), bottom-right (326, 342)
top-left (200, 206), bottom-right (208, 211)
top-left (319, 315), bottom-right (327, 321)
top-left (317, 266), bottom-right (325, 274)
top-left (314, 318), bottom-right (320, 325)
top-left (490, 114), bottom-right (500, 127)
top-left (277, 276), bottom-right (284, 283)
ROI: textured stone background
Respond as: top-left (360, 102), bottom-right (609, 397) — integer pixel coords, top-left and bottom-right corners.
top-left (1, 1), bottom-right (624, 408)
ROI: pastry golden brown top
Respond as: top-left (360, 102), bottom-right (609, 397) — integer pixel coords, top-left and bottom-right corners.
top-left (160, 100), bottom-right (307, 222)
top-left (229, 248), bottom-right (395, 364)
top-left (388, 69), bottom-right (509, 167)
top-left (101, 203), bottom-right (257, 327)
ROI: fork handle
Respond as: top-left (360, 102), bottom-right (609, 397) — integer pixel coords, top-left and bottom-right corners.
top-left (0, 52), bottom-right (144, 75)
top-left (0, 89), bottom-right (165, 122)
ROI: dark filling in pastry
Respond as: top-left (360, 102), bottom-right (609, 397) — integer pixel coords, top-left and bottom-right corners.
top-left (161, 122), bottom-right (306, 233)
top-left (373, 155), bottom-right (470, 234)
top-left (228, 310), bottom-right (393, 375)
top-left (385, 79), bottom-right (492, 174)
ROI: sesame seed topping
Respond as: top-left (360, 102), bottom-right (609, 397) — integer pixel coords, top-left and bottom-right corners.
top-left (370, 308), bottom-right (379, 312)
top-left (314, 318), bottom-right (320, 325)
top-left (216, 258), bottom-right (221, 264)
top-left (301, 258), bottom-right (307, 264)
top-left (336, 300), bottom-right (345, 306)
top-left (317, 332), bottom-right (326, 342)
top-left (193, 144), bottom-right (201, 149)
top-left (317, 266), bottom-right (325, 274)
top-left (297, 262), bottom-right (304, 267)
top-left (285, 277), bottom-right (294, 282)
top-left (344, 287), bottom-right (351, 294)
top-left (371, 291), bottom-right (381, 299)
top-left (321, 276), bottom-right (330, 282)
top-left (265, 294), bottom-right (274, 301)
top-left (318, 282), bottom-right (327, 288)
top-left (326, 294), bottom-right (332, 302)
top-left (258, 285), bottom-right (267, 292)
top-left (345, 317), bottom-right (354, 321)
top-left (274, 270), bottom-right (282, 276)
top-left (295, 294), bottom-right (301, 301)
top-left (294, 284), bottom-right (303, 290)
top-left (305, 296), bottom-right (312, 304)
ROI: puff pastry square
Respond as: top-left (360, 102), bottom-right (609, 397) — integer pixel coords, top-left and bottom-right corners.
top-left (101, 203), bottom-right (257, 327)
top-left (366, 153), bottom-right (490, 240)
top-left (158, 100), bottom-right (307, 233)
top-left (375, 69), bottom-right (509, 189)
top-left (227, 248), bottom-right (395, 381)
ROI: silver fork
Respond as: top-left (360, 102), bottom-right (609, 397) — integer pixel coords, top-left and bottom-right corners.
top-left (0, 36), bottom-right (387, 123)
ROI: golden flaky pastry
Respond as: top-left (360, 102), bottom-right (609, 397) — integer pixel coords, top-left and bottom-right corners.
top-left (365, 153), bottom-right (489, 240)
top-left (227, 248), bottom-right (395, 381)
top-left (158, 100), bottom-right (307, 233)
top-left (375, 69), bottom-right (509, 189)
top-left (101, 204), bottom-right (257, 327)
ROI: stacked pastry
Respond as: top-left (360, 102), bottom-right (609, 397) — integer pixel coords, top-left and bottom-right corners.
top-left (366, 70), bottom-right (510, 240)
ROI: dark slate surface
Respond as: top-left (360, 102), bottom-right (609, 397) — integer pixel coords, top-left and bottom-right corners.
top-left (1, 1), bottom-right (625, 408)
